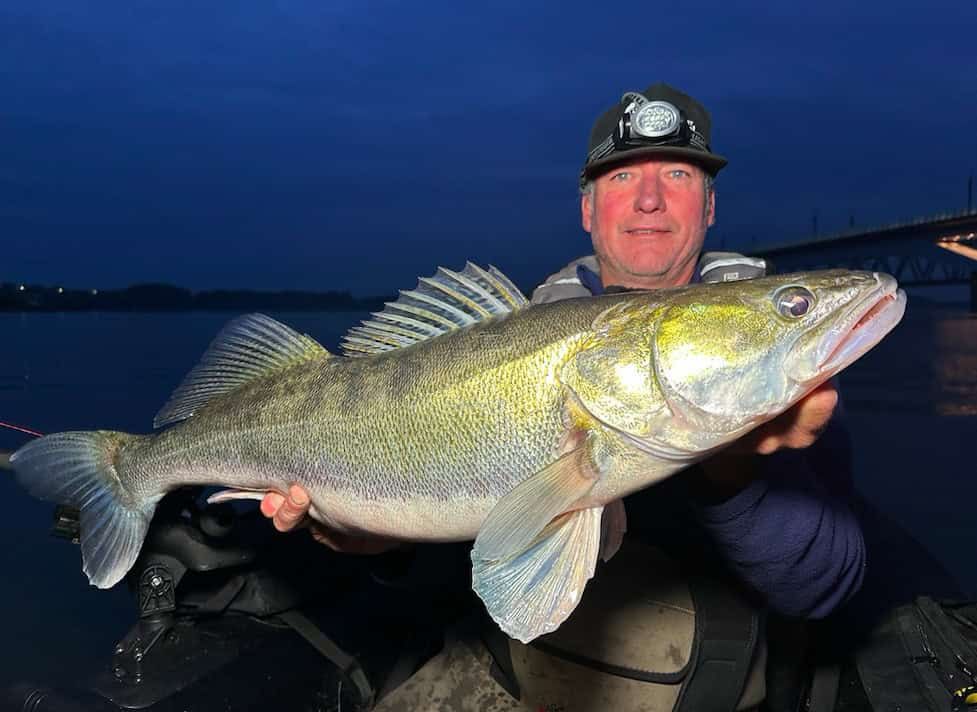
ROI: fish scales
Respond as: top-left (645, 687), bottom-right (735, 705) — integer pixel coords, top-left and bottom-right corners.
top-left (123, 296), bottom-right (621, 529)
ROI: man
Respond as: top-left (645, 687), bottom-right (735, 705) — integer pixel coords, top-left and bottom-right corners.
top-left (261, 82), bottom-right (864, 622)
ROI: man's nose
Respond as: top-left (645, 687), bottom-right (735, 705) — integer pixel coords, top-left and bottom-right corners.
top-left (634, 174), bottom-right (664, 212)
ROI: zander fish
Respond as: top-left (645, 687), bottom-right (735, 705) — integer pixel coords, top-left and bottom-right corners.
top-left (11, 264), bottom-right (905, 642)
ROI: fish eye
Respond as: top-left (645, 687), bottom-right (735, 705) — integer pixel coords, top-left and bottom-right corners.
top-left (774, 286), bottom-right (815, 318)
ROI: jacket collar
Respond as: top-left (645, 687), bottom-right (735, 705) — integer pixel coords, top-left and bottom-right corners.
top-left (576, 262), bottom-right (702, 296)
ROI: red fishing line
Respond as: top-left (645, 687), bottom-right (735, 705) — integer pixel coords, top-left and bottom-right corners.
top-left (0, 421), bottom-right (43, 438)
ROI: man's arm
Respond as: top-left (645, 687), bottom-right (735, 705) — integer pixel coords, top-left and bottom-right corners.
top-left (693, 382), bottom-right (865, 618)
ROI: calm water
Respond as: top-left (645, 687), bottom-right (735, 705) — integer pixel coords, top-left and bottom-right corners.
top-left (0, 303), bottom-right (975, 688)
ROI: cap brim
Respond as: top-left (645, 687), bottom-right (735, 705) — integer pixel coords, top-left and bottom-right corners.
top-left (582, 146), bottom-right (728, 182)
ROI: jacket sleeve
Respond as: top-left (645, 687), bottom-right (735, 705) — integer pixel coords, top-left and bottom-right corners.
top-left (692, 413), bottom-right (865, 619)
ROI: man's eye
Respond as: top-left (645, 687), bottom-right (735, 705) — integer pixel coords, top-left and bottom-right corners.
top-left (610, 171), bottom-right (632, 182)
top-left (669, 169), bottom-right (691, 179)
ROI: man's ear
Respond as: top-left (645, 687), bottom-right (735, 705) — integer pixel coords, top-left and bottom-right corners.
top-left (707, 188), bottom-right (716, 227)
top-left (581, 193), bottom-right (593, 233)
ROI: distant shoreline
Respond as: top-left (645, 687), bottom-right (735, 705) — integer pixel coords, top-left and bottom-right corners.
top-left (0, 282), bottom-right (394, 313)
top-left (2, 280), bottom-right (969, 313)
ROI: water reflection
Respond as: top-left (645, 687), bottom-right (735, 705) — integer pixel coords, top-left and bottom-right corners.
top-left (840, 306), bottom-right (977, 417)
top-left (934, 313), bottom-right (977, 416)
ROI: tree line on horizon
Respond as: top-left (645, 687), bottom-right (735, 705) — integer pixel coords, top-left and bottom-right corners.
top-left (0, 282), bottom-right (393, 312)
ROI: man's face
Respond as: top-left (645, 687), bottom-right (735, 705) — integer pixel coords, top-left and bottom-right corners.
top-left (581, 157), bottom-right (716, 289)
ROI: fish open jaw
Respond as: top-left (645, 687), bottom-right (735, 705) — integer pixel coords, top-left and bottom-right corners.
top-left (817, 279), bottom-right (906, 377)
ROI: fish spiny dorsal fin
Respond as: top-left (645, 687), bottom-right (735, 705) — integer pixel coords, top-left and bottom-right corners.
top-left (154, 314), bottom-right (331, 428)
top-left (340, 262), bottom-right (528, 357)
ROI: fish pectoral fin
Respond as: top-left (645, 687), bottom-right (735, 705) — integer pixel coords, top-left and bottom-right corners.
top-left (599, 498), bottom-right (627, 562)
top-left (206, 489), bottom-right (268, 504)
top-left (472, 506), bottom-right (603, 644)
top-left (473, 441), bottom-right (600, 562)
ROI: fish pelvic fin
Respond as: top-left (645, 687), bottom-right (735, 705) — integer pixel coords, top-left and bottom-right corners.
top-left (472, 506), bottom-right (603, 643)
top-left (10, 431), bottom-right (162, 589)
top-left (599, 499), bottom-right (627, 562)
top-left (154, 313), bottom-right (331, 428)
top-left (340, 262), bottom-right (528, 357)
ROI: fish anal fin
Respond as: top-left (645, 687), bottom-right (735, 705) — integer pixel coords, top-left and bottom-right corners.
top-left (154, 314), bottom-right (331, 429)
top-left (472, 506), bottom-right (603, 643)
top-left (206, 489), bottom-right (268, 504)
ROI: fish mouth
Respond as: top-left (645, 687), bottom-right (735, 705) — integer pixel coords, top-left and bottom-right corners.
top-left (811, 274), bottom-right (907, 380)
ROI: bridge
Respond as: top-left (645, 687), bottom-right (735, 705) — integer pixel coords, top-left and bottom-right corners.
top-left (751, 209), bottom-right (977, 308)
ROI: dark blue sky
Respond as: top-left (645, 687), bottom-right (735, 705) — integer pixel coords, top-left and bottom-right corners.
top-left (4, 1), bottom-right (976, 295)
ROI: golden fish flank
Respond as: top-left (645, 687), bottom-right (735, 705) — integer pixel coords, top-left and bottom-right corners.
top-left (11, 263), bottom-right (906, 643)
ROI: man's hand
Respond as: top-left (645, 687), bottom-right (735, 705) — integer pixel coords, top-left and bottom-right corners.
top-left (731, 380), bottom-right (839, 456)
top-left (260, 485), bottom-right (310, 532)
top-left (260, 485), bottom-right (402, 554)
top-left (697, 381), bottom-right (840, 499)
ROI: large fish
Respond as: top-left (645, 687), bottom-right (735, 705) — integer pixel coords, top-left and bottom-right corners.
top-left (11, 264), bottom-right (905, 642)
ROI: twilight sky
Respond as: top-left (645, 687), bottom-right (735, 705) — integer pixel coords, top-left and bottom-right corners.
top-left (3, 0), bottom-right (976, 295)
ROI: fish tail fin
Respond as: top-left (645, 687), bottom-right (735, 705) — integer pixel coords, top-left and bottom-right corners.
top-left (11, 430), bottom-right (161, 589)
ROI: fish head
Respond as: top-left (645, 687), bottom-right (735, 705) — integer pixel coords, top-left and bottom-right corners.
top-left (563, 270), bottom-right (905, 461)
top-left (648, 269), bottom-right (906, 452)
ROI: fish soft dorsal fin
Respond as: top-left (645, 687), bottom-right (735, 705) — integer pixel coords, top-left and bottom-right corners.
top-left (340, 262), bottom-right (528, 357)
top-left (154, 313), bottom-right (331, 428)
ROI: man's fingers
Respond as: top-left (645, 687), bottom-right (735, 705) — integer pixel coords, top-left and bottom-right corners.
top-left (730, 381), bottom-right (840, 456)
top-left (259, 484), bottom-right (401, 553)
top-left (309, 526), bottom-right (403, 554)
top-left (260, 492), bottom-right (285, 518)
top-left (801, 382), bottom-right (839, 429)
top-left (754, 433), bottom-right (786, 455)
top-left (777, 382), bottom-right (838, 449)
top-left (309, 526), bottom-right (343, 551)
top-left (272, 485), bottom-right (310, 532)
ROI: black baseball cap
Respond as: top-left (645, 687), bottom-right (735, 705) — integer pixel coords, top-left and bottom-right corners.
top-left (580, 82), bottom-right (727, 184)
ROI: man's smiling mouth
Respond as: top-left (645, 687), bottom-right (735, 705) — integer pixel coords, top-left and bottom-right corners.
top-left (625, 228), bottom-right (670, 235)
